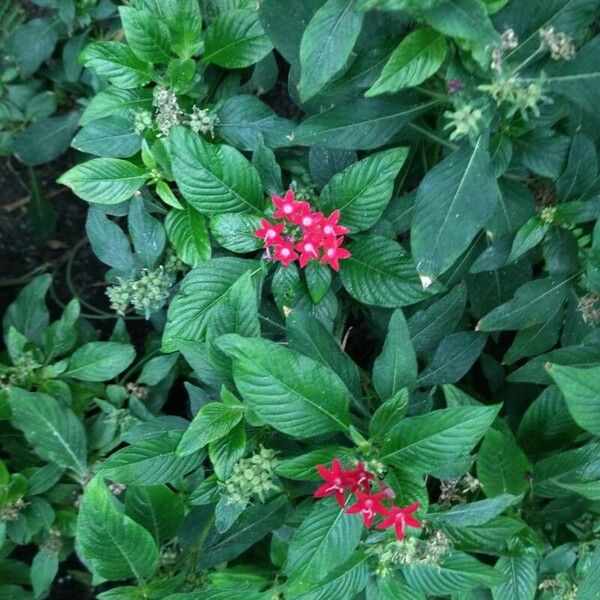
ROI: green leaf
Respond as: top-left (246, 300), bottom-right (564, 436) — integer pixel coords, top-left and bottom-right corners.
top-left (43, 299), bottom-right (80, 361)
top-left (170, 126), bottom-right (264, 214)
top-left (286, 500), bottom-right (363, 594)
top-left (14, 112), bottom-right (80, 166)
top-left (125, 485), bottom-right (185, 545)
top-left (275, 446), bottom-right (356, 481)
top-left (366, 28), bottom-right (447, 96)
top-left (403, 550), bottom-right (506, 594)
top-left (369, 390), bottom-right (409, 439)
top-left (547, 363), bottom-right (600, 435)
top-left (204, 9), bottom-right (273, 68)
top-left (429, 494), bottom-right (522, 527)
top-left (408, 283), bottom-right (467, 353)
top-left (165, 206), bottom-right (212, 267)
top-left (319, 148), bottom-right (407, 232)
top-left (381, 405), bottom-right (499, 472)
top-left (286, 309), bottom-right (362, 403)
top-left (177, 402), bottom-right (244, 456)
top-left (137, 353), bottom-right (179, 386)
top-left (209, 213), bottom-right (263, 253)
top-left (31, 550), bottom-right (58, 597)
top-left (477, 278), bottom-right (571, 331)
top-left (80, 88), bottom-right (154, 126)
top-left (295, 94), bottom-right (437, 149)
top-left (81, 41), bottom-right (153, 88)
top-left (477, 428), bottom-right (532, 496)
top-left (119, 6), bottom-right (172, 63)
top-left (162, 258), bottom-right (258, 352)
top-left (129, 198), bottom-right (166, 269)
top-left (492, 556), bottom-right (537, 600)
top-left (411, 136), bottom-right (501, 279)
top-left (298, 0), bottom-right (364, 101)
top-left (58, 159), bottom-right (149, 205)
top-left (340, 236), bottom-right (437, 308)
top-left (417, 331), bottom-right (487, 386)
top-left (72, 116), bottom-right (142, 159)
top-left (217, 95), bottom-right (294, 151)
top-left (5, 18), bottom-right (59, 78)
top-left (65, 342), bottom-right (135, 381)
top-left (8, 388), bottom-right (87, 475)
top-left (577, 545), bottom-right (600, 600)
top-left (3, 274), bottom-right (51, 345)
top-left (373, 309), bottom-right (417, 399)
top-left (99, 432), bottom-right (203, 485)
top-left (77, 477), bottom-right (159, 581)
top-left (217, 334), bottom-right (350, 438)
top-left (209, 422), bottom-right (246, 480)
top-left (420, 0), bottom-right (498, 45)
top-left (508, 216), bottom-right (549, 263)
top-left (304, 261), bottom-right (332, 304)
top-left (162, 0), bottom-right (202, 59)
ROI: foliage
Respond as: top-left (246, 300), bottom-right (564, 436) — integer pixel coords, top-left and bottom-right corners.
top-left (2, 0), bottom-right (600, 598)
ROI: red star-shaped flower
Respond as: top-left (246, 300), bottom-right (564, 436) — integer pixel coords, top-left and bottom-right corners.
top-left (314, 458), bottom-right (352, 507)
top-left (291, 203), bottom-right (323, 230)
top-left (320, 236), bottom-right (351, 272)
top-left (295, 237), bottom-right (320, 268)
top-left (255, 219), bottom-right (285, 247)
top-left (272, 189), bottom-right (303, 219)
top-left (346, 462), bottom-right (374, 493)
top-left (321, 209), bottom-right (349, 237)
top-left (345, 490), bottom-right (388, 527)
top-left (376, 502), bottom-right (422, 540)
top-left (273, 240), bottom-right (298, 267)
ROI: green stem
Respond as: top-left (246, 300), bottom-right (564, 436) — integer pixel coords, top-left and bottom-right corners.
top-left (408, 122), bottom-right (458, 151)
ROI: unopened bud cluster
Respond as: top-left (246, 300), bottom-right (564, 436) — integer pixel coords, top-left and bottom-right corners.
top-left (222, 446), bottom-right (279, 505)
top-left (0, 498), bottom-right (27, 522)
top-left (142, 87), bottom-right (219, 138)
top-left (539, 206), bottom-right (557, 224)
top-left (438, 473), bottom-right (480, 507)
top-left (479, 78), bottom-right (549, 120)
top-left (107, 267), bottom-right (173, 318)
top-left (41, 527), bottom-right (62, 555)
top-left (444, 105), bottom-right (483, 142)
top-left (578, 293), bottom-right (600, 325)
top-left (491, 28), bottom-right (519, 72)
top-left (538, 578), bottom-right (578, 599)
top-left (1, 351), bottom-right (41, 387)
top-left (367, 530), bottom-right (451, 577)
top-left (539, 26), bottom-right (576, 61)
top-left (126, 382), bottom-right (149, 400)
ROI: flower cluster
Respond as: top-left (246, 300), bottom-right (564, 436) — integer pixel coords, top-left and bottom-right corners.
top-left (255, 190), bottom-right (351, 271)
top-left (314, 458), bottom-right (422, 540)
top-left (539, 26), bottom-right (576, 61)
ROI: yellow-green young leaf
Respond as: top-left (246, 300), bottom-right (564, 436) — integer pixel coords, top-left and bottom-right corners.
top-left (64, 342), bottom-right (135, 382)
top-left (119, 6), bottom-right (172, 64)
top-left (170, 126), bottom-right (264, 214)
top-left (204, 9), bottom-right (273, 68)
top-left (298, 0), bottom-right (364, 102)
top-left (319, 148), bottom-right (408, 233)
top-left (177, 403), bottom-right (244, 456)
top-left (165, 206), bottom-right (212, 267)
top-left (366, 29), bottom-right (447, 96)
top-left (99, 431), bottom-right (203, 485)
top-left (373, 309), bottom-right (417, 400)
top-left (411, 136), bottom-right (501, 279)
top-left (547, 363), bottom-right (600, 435)
top-left (77, 477), bottom-right (159, 581)
top-left (58, 158), bottom-right (149, 204)
top-left (8, 388), bottom-right (87, 476)
top-left (477, 428), bottom-right (532, 497)
top-left (217, 334), bottom-right (350, 438)
top-left (286, 500), bottom-right (363, 595)
top-left (381, 405), bottom-right (499, 472)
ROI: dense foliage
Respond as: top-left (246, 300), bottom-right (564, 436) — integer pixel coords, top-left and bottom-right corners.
top-left (2, 0), bottom-right (600, 598)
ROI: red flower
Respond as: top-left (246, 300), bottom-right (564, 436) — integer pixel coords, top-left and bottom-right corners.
top-left (321, 236), bottom-right (351, 271)
top-left (291, 203), bottom-right (323, 230)
top-left (321, 209), bottom-right (349, 237)
top-left (346, 462), bottom-right (374, 493)
top-left (255, 219), bottom-right (284, 247)
top-left (314, 458), bottom-right (353, 507)
top-left (376, 502), bottom-right (422, 540)
top-left (273, 189), bottom-right (302, 219)
top-left (345, 490), bottom-right (388, 527)
top-left (295, 238), bottom-right (320, 268)
top-left (273, 240), bottom-right (298, 267)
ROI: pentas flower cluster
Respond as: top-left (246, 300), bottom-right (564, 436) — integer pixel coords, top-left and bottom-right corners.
top-left (314, 458), bottom-right (422, 541)
top-left (255, 190), bottom-right (351, 271)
